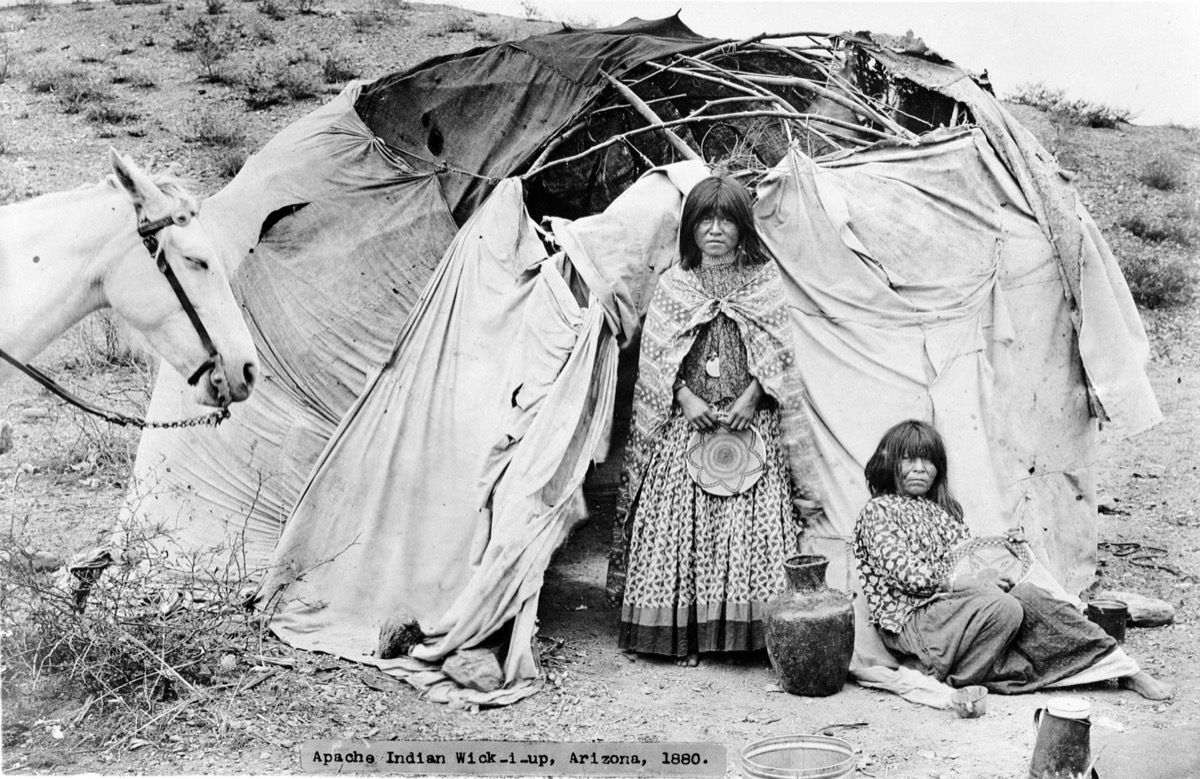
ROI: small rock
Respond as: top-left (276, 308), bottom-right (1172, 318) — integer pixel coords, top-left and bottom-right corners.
top-left (377, 614), bottom-right (423, 660)
top-left (1093, 590), bottom-right (1176, 627)
top-left (442, 647), bottom-right (503, 693)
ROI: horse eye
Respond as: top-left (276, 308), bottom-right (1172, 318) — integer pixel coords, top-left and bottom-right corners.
top-left (185, 256), bottom-right (210, 271)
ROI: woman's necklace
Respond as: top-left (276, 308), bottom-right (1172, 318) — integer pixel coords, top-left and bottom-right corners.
top-left (701, 250), bottom-right (736, 268)
top-left (701, 251), bottom-right (736, 378)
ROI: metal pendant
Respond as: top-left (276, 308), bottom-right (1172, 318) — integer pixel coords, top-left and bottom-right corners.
top-left (705, 356), bottom-right (721, 378)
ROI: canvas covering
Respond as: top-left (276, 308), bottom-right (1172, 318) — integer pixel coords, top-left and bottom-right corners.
top-left (124, 20), bottom-right (1159, 705)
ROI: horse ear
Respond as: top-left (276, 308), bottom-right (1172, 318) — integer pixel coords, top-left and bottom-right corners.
top-left (108, 148), bottom-right (159, 209)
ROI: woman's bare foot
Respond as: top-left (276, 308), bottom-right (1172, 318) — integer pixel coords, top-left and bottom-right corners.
top-left (1118, 671), bottom-right (1174, 700)
top-left (675, 652), bottom-right (701, 668)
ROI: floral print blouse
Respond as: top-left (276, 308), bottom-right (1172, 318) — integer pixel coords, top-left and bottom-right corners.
top-left (852, 493), bottom-right (971, 632)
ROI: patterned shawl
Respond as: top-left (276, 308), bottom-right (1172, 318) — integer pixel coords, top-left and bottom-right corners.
top-left (607, 260), bottom-right (823, 601)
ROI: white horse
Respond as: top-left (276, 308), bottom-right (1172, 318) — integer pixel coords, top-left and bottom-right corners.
top-left (0, 150), bottom-right (258, 411)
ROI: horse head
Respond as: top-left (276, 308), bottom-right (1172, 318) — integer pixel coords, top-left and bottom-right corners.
top-left (104, 150), bottom-right (258, 407)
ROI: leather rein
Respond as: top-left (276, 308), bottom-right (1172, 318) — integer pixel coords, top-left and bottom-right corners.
top-left (0, 213), bottom-right (230, 430)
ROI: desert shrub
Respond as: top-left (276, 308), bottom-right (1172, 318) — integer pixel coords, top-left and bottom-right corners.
top-left (73, 310), bottom-right (152, 370)
top-left (1119, 213), bottom-right (1196, 246)
top-left (0, 525), bottom-right (263, 730)
top-left (255, 0), bottom-right (285, 20)
top-left (1006, 81), bottom-right (1133, 128)
top-left (520, 0), bottom-right (541, 19)
top-left (175, 17), bottom-right (236, 81)
top-left (22, 0), bottom-right (51, 21)
top-left (251, 22), bottom-right (276, 43)
top-left (85, 102), bottom-right (139, 126)
top-left (111, 67), bottom-right (156, 88)
top-left (112, 0), bottom-right (163, 6)
top-left (475, 26), bottom-right (503, 43)
top-left (29, 67), bottom-right (112, 114)
top-left (187, 109), bottom-right (245, 147)
top-left (349, 8), bottom-right (383, 32)
top-left (78, 48), bottom-right (109, 64)
top-left (1120, 247), bottom-right (1198, 309)
top-left (214, 147), bottom-right (246, 179)
top-left (321, 50), bottom-right (358, 83)
top-left (294, 0), bottom-right (321, 15)
top-left (1138, 152), bottom-right (1187, 191)
top-left (241, 54), bottom-right (320, 107)
top-left (440, 14), bottom-right (473, 33)
top-left (205, 0), bottom-right (226, 13)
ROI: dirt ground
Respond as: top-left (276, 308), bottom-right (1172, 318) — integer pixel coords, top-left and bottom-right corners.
top-left (2, 1), bottom-right (1199, 777)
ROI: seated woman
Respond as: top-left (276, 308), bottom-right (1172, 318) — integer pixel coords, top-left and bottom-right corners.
top-left (852, 419), bottom-right (1172, 700)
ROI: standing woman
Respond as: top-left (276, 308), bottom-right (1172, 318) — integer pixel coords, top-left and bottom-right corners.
top-left (607, 175), bottom-right (819, 667)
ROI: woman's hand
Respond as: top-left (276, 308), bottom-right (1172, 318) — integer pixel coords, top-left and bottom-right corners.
top-left (722, 379), bottom-right (764, 431)
top-left (676, 386), bottom-right (720, 432)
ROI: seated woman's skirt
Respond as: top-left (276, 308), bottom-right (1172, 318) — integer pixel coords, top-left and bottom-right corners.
top-left (618, 403), bottom-right (799, 656)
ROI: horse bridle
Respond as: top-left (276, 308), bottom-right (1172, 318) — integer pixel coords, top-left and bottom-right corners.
top-left (0, 211), bottom-right (231, 429)
top-left (137, 212), bottom-right (224, 389)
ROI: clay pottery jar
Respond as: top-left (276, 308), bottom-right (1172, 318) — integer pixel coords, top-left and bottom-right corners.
top-left (764, 554), bottom-right (854, 697)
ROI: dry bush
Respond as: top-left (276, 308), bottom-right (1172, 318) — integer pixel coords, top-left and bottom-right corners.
top-left (29, 67), bottom-right (113, 115)
top-left (240, 54), bottom-right (320, 108)
top-left (294, 0), bottom-right (321, 15)
top-left (1138, 152), bottom-right (1187, 191)
top-left (72, 311), bottom-right (153, 371)
top-left (251, 21), bottom-right (276, 43)
top-left (111, 67), bottom-right (157, 89)
top-left (436, 14), bottom-right (473, 35)
top-left (187, 109), bottom-right (245, 148)
top-left (475, 25), bottom-right (504, 43)
top-left (321, 50), bottom-right (358, 84)
top-left (0, 523), bottom-right (267, 746)
top-left (84, 102), bottom-right (139, 129)
top-left (1006, 81), bottom-right (1133, 129)
top-left (174, 17), bottom-right (237, 82)
top-left (1119, 245), bottom-right (1198, 309)
top-left (205, 0), bottom-right (226, 14)
top-left (255, 0), bottom-right (286, 20)
top-left (1119, 212), bottom-right (1197, 247)
top-left (214, 148), bottom-right (246, 180)
top-left (520, 0), bottom-right (541, 20)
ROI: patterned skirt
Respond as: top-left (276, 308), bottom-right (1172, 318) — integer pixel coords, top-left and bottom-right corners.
top-left (618, 403), bottom-right (799, 656)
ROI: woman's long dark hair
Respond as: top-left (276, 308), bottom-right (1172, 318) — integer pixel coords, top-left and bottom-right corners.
top-left (864, 419), bottom-right (964, 521)
top-left (678, 175), bottom-right (771, 270)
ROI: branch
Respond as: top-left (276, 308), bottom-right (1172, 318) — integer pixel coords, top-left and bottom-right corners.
top-left (601, 71), bottom-right (700, 161)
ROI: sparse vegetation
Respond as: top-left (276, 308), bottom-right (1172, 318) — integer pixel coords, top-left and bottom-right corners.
top-left (111, 66), bottom-right (157, 88)
top-left (255, 0), bottom-right (286, 20)
top-left (1139, 151), bottom-right (1187, 191)
top-left (1007, 82), bottom-right (1134, 129)
top-left (175, 17), bottom-right (237, 82)
top-left (214, 147), bottom-right (247, 179)
top-left (112, 0), bottom-right (163, 6)
top-left (520, 0), bottom-right (541, 20)
top-left (438, 14), bottom-right (473, 34)
top-left (321, 49), bottom-right (359, 83)
top-left (29, 67), bottom-right (114, 114)
top-left (85, 102), bottom-right (140, 126)
top-left (1119, 212), bottom-right (1197, 246)
top-left (1119, 246), bottom-right (1198, 309)
top-left (187, 109), bottom-right (246, 148)
top-left (251, 21), bottom-right (276, 43)
top-left (294, 0), bottom-right (321, 15)
top-left (205, 0), bottom-right (227, 14)
top-left (241, 52), bottom-right (322, 108)
top-left (475, 25), bottom-right (504, 43)
top-left (1, 36), bottom-right (12, 84)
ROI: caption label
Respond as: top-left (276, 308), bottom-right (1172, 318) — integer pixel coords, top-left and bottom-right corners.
top-left (301, 740), bottom-right (725, 776)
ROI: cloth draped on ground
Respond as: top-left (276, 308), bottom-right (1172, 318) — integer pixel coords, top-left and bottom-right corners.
top-left (617, 261), bottom-right (804, 656)
top-left (883, 583), bottom-right (1119, 694)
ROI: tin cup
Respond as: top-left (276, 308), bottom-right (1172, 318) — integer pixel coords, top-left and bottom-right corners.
top-left (950, 685), bottom-right (988, 718)
top-left (1086, 599), bottom-right (1128, 643)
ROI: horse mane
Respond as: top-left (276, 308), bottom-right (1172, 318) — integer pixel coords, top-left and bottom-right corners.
top-left (104, 167), bottom-right (201, 214)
